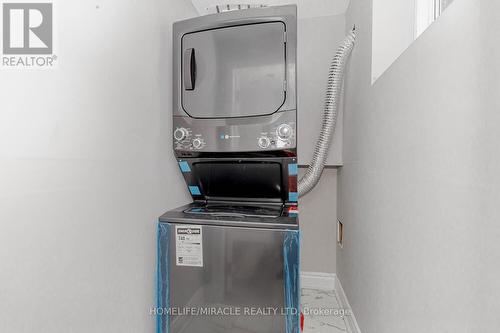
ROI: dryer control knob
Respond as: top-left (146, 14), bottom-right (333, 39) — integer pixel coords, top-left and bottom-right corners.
top-left (192, 138), bottom-right (203, 149)
top-left (277, 124), bottom-right (293, 140)
top-left (174, 127), bottom-right (189, 141)
top-left (258, 137), bottom-right (271, 149)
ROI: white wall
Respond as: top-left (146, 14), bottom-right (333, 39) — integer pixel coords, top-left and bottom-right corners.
top-left (299, 168), bottom-right (338, 273)
top-left (297, 13), bottom-right (346, 273)
top-left (0, 1), bottom-right (195, 332)
top-left (338, 0), bottom-right (500, 332)
top-left (298, 14), bottom-right (345, 166)
top-left (372, 0), bottom-right (416, 82)
top-left (372, 0), bottom-right (457, 83)
top-left (297, 15), bottom-right (346, 166)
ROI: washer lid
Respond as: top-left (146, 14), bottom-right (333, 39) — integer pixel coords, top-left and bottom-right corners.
top-left (160, 202), bottom-right (299, 229)
top-left (184, 203), bottom-right (283, 218)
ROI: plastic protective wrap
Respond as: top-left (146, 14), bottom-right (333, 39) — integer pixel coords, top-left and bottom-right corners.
top-left (156, 222), bottom-right (300, 333)
top-left (284, 230), bottom-right (301, 333)
top-left (157, 223), bottom-right (171, 333)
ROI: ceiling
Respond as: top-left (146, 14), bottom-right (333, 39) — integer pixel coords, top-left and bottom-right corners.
top-left (190, 0), bottom-right (351, 18)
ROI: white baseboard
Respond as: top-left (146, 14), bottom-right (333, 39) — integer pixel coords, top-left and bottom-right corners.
top-left (335, 276), bottom-right (362, 333)
top-left (301, 272), bottom-right (361, 333)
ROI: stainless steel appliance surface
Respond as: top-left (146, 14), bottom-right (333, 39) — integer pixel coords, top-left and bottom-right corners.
top-left (172, 5), bottom-right (297, 154)
top-left (158, 205), bottom-right (299, 333)
top-left (161, 202), bottom-right (299, 229)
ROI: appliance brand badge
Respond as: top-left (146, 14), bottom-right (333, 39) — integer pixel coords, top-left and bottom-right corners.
top-left (219, 134), bottom-right (241, 140)
top-left (1, 1), bottom-right (57, 68)
top-left (176, 228), bottom-right (201, 235)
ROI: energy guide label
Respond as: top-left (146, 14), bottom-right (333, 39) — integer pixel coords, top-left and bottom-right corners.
top-left (175, 225), bottom-right (203, 267)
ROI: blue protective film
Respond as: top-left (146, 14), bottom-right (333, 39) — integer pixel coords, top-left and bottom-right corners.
top-left (288, 192), bottom-right (299, 203)
top-left (157, 223), bottom-right (171, 333)
top-left (178, 161), bottom-right (191, 173)
top-left (188, 186), bottom-right (201, 196)
top-left (284, 230), bottom-right (301, 333)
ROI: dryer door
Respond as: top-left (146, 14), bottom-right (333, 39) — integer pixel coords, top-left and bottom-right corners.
top-left (181, 22), bottom-right (287, 119)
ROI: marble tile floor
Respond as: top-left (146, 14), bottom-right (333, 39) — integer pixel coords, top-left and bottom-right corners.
top-left (301, 288), bottom-right (350, 333)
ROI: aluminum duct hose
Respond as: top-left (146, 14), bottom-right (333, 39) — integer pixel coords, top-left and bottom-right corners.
top-left (298, 29), bottom-right (356, 197)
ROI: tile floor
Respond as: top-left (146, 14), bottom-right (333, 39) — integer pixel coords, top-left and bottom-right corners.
top-left (301, 288), bottom-right (350, 333)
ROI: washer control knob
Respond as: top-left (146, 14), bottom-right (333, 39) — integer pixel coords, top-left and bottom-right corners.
top-left (192, 138), bottom-right (203, 149)
top-left (258, 137), bottom-right (271, 149)
top-left (277, 124), bottom-right (293, 140)
top-left (174, 127), bottom-right (189, 141)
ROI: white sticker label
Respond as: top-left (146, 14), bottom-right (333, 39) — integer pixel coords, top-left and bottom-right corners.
top-left (175, 225), bottom-right (203, 267)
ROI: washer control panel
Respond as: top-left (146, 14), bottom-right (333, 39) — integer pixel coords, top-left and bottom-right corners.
top-left (173, 127), bottom-right (189, 142)
top-left (173, 110), bottom-right (296, 153)
top-left (277, 124), bottom-right (293, 140)
top-left (258, 136), bottom-right (271, 149)
top-left (174, 127), bottom-right (207, 151)
top-left (257, 122), bottom-right (295, 150)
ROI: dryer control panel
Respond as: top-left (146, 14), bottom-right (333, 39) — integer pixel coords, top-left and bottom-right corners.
top-left (173, 110), bottom-right (296, 154)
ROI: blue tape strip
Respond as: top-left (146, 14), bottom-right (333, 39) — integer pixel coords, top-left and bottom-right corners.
top-left (178, 161), bottom-right (191, 173)
top-left (284, 230), bottom-right (301, 333)
top-left (289, 192), bottom-right (298, 202)
top-left (288, 163), bottom-right (298, 176)
top-left (157, 222), bottom-right (171, 333)
top-left (189, 186), bottom-right (201, 196)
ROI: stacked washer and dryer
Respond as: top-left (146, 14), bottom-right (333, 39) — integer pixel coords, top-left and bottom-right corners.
top-left (157, 5), bottom-right (301, 333)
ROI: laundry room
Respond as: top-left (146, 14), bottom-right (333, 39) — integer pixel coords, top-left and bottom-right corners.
top-left (1, 0), bottom-right (498, 332)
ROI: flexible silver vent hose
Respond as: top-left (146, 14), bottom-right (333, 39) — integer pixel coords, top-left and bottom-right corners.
top-left (298, 28), bottom-right (356, 197)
